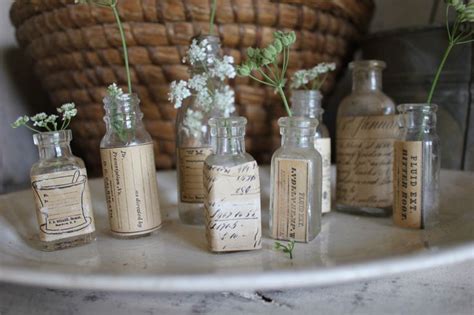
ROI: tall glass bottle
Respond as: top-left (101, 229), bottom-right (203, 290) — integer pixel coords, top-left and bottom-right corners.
top-left (393, 104), bottom-right (440, 229)
top-left (100, 92), bottom-right (162, 238)
top-left (31, 130), bottom-right (96, 251)
top-left (291, 90), bottom-right (332, 214)
top-left (270, 117), bottom-right (322, 243)
top-left (203, 117), bottom-right (262, 252)
top-left (336, 60), bottom-right (397, 216)
top-left (176, 35), bottom-right (226, 225)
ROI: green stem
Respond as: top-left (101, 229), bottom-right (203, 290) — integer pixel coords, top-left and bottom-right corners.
top-left (257, 68), bottom-right (277, 85)
top-left (427, 41), bottom-right (454, 104)
top-left (112, 4), bottom-right (132, 94)
top-left (248, 74), bottom-right (275, 87)
top-left (24, 124), bottom-right (41, 133)
top-left (209, 0), bottom-right (217, 35)
top-left (277, 85), bottom-right (292, 117)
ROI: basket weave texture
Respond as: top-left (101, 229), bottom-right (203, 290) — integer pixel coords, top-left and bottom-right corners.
top-left (10, 0), bottom-right (374, 173)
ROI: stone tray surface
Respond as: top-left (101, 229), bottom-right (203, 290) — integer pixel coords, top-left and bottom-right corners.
top-left (0, 167), bottom-right (472, 292)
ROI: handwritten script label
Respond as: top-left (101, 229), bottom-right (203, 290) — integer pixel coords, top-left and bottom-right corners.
top-left (31, 168), bottom-right (95, 242)
top-left (204, 161), bottom-right (262, 252)
top-left (179, 147), bottom-right (212, 203)
top-left (393, 141), bottom-right (423, 229)
top-left (315, 138), bottom-right (331, 213)
top-left (272, 158), bottom-right (310, 242)
top-left (336, 115), bottom-right (399, 208)
top-left (101, 143), bottom-right (162, 236)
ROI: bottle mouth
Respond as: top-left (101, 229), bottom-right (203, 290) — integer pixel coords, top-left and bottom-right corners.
top-left (209, 117), bottom-right (247, 137)
top-left (33, 129), bottom-right (72, 146)
top-left (397, 103), bottom-right (438, 113)
top-left (349, 59), bottom-right (386, 70)
top-left (278, 117), bottom-right (319, 129)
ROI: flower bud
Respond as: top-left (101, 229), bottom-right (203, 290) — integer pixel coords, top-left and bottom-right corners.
top-left (238, 65), bottom-right (251, 76)
top-left (273, 39), bottom-right (283, 53)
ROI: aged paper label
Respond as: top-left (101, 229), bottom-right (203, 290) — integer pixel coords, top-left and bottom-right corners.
top-left (393, 141), bottom-right (423, 229)
top-left (315, 138), bottom-right (331, 214)
top-left (336, 115), bottom-right (399, 208)
top-left (203, 161), bottom-right (262, 252)
top-left (31, 168), bottom-right (95, 242)
top-left (272, 158), bottom-right (310, 242)
top-left (101, 143), bottom-right (162, 236)
top-left (179, 147), bottom-right (212, 203)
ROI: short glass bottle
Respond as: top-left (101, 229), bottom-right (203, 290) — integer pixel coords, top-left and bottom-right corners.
top-left (203, 117), bottom-right (262, 252)
top-left (336, 60), bottom-right (397, 216)
top-left (291, 90), bottom-right (332, 214)
top-left (270, 117), bottom-right (322, 243)
top-left (31, 130), bottom-right (96, 251)
top-left (393, 104), bottom-right (440, 229)
top-left (100, 92), bottom-right (162, 239)
top-left (176, 35), bottom-right (228, 225)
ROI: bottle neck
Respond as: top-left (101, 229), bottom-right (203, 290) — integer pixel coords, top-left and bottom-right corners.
top-left (400, 109), bottom-right (437, 134)
top-left (291, 90), bottom-right (323, 119)
top-left (34, 130), bottom-right (73, 160)
top-left (103, 93), bottom-right (144, 133)
top-left (282, 132), bottom-right (314, 148)
top-left (215, 136), bottom-right (245, 155)
top-left (352, 68), bottom-right (382, 91)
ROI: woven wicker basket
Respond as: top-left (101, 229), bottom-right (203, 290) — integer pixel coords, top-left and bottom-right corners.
top-left (10, 0), bottom-right (374, 174)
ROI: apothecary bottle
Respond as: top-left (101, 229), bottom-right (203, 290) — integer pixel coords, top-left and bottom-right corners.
top-left (31, 130), bottom-right (96, 251)
top-left (270, 117), bottom-right (322, 243)
top-left (176, 35), bottom-right (228, 225)
top-left (336, 60), bottom-right (397, 216)
top-left (393, 104), bottom-right (440, 229)
top-left (292, 90), bottom-right (332, 214)
top-left (203, 117), bottom-right (262, 252)
top-left (100, 92), bottom-right (162, 238)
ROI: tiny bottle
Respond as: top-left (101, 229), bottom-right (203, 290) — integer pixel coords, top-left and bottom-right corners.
top-left (270, 117), bottom-right (322, 243)
top-left (292, 90), bottom-right (332, 214)
top-left (100, 92), bottom-right (162, 238)
top-left (203, 117), bottom-right (262, 252)
top-left (336, 60), bottom-right (398, 216)
top-left (31, 130), bottom-right (96, 251)
top-left (393, 104), bottom-right (440, 229)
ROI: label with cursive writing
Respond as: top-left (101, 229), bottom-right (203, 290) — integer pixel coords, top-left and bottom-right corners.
top-left (31, 168), bottom-right (95, 242)
top-left (179, 147), bottom-right (213, 203)
top-left (393, 141), bottom-right (423, 229)
top-left (203, 161), bottom-right (262, 252)
top-left (315, 138), bottom-right (331, 213)
top-left (336, 115), bottom-right (399, 208)
top-left (101, 143), bottom-right (162, 236)
top-left (272, 158), bottom-right (310, 242)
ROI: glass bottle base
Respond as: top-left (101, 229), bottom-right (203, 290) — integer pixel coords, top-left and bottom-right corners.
top-left (111, 232), bottom-right (153, 239)
top-left (178, 202), bottom-right (205, 225)
top-left (40, 232), bottom-right (96, 251)
top-left (336, 204), bottom-right (392, 217)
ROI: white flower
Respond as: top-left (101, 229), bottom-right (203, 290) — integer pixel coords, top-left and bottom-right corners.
top-left (57, 102), bottom-right (75, 113)
top-left (107, 83), bottom-right (124, 98)
top-left (183, 109), bottom-right (204, 137)
top-left (186, 39), bottom-right (208, 66)
top-left (188, 74), bottom-right (208, 91)
top-left (214, 86), bottom-right (235, 117)
top-left (11, 115), bottom-right (29, 128)
top-left (290, 62), bottom-right (336, 89)
top-left (45, 114), bottom-right (58, 124)
top-left (63, 108), bottom-right (78, 120)
top-left (195, 89), bottom-right (213, 111)
top-left (169, 80), bottom-right (191, 108)
top-left (209, 55), bottom-right (236, 81)
top-left (31, 113), bottom-right (48, 127)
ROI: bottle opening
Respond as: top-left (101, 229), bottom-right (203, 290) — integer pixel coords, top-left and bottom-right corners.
top-left (209, 117), bottom-right (247, 138)
top-left (33, 130), bottom-right (72, 146)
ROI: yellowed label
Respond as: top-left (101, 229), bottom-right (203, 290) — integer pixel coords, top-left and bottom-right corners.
top-left (272, 158), bottom-right (310, 242)
top-left (203, 161), bottom-right (262, 252)
top-left (315, 138), bottom-right (331, 213)
top-left (101, 143), bottom-right (162, 236)
top-left (179, 147), bottom-right (212, 203)
top-left (336, 115), bottom-right (399, 208)
top-left (31, 168), bottom-right (95, 242)
top-left (393, 141), bottom-right (423, 229)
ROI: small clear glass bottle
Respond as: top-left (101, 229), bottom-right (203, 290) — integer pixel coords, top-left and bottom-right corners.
top-left (336, 60), bottom-right (397, 216)
top-left (270, 117), bottom-right (322, 243)
top-left (203, 117), bottom-right (262, 252)
top-left (31, 130), bottom-right (96, 251)
top-left (176, 35), bottom-right (228, 225)
top-left (100, 92), bottom-right (162, 238)
top-left (393, 104), bottom-right (440, 229)
top-left (291, 90), bottom-right (332, 214)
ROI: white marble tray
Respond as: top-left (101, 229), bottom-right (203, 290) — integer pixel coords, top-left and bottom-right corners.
top-left (0, 167), bottom-right (473, 292)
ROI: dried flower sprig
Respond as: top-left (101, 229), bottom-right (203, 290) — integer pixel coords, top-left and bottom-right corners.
top-left (427, 0), bottom-right (474, 103)
top-left (274, 240), bottom-right (295, 259)
top-left (237, 31), bottom-right (297, 117)
top-left (11, 103), bottom-right (78, 133)
top-left (290, 62), bottom-right (336, 90)
top-left (168, 38), bottom-right (236, 136)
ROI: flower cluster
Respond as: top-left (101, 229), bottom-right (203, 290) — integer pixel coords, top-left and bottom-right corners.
top-left (447, 0), bottom-right (474, 21)
top-left (11, 103), bottom-right (78, 133)
top-left (169, 39), bottom-right (236, 137)
top-left (290, 62), bottom-right (336, 90)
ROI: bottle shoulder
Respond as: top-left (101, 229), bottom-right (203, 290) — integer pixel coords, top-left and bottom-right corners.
top-left (205, 152), bottom-right (256, 168)
top-left (31, 156), bottom-right (86, 177)
top-left (272, 146), bottom-right (322, 163)
top-left (338, 90), bottom-right (396, 117)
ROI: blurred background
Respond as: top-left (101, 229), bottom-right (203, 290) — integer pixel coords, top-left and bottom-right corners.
top-left (0, 0), bottom-right (472, 193)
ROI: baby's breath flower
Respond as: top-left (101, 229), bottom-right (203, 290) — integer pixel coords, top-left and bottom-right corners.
top-left (11, 115), bottom-right (29, 128)
top-left (169, 81), bottom-right (191, 109)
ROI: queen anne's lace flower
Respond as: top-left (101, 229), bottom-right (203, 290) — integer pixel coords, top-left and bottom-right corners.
top-left (11, 115), bottom-right (29, 128)
top-left (169, 81), bottom-right (191, 109)
top-left (186, 39), bottom-right (208, 66)
top-left (183, 109), bottom-right (205, 137)
top-left (290, 62), bottom-right (336, 90)
top-left (209, 56), bottom-right (236, 81)
top-left (31, 113), bottom-right (48, 127)
top-left (214, 86), bottom-right (236, 117)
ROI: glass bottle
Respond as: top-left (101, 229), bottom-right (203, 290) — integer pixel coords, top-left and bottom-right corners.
top-left (176, 35), bottom-right (228, 225)
top-left (100, 92), bottom-right (162, 238)
top-left (393, 104), bottom-right (440, 229)
top-left (203, 117), bottom-right (262, 252)
top-left (270, 117), bottom-right (322, 243)
top-left (336, 60), bottom-right (398, 216)
top-left (31, 130), bottom-right (96, 251)
top-left (291, 90), bottom-right (332, 214)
